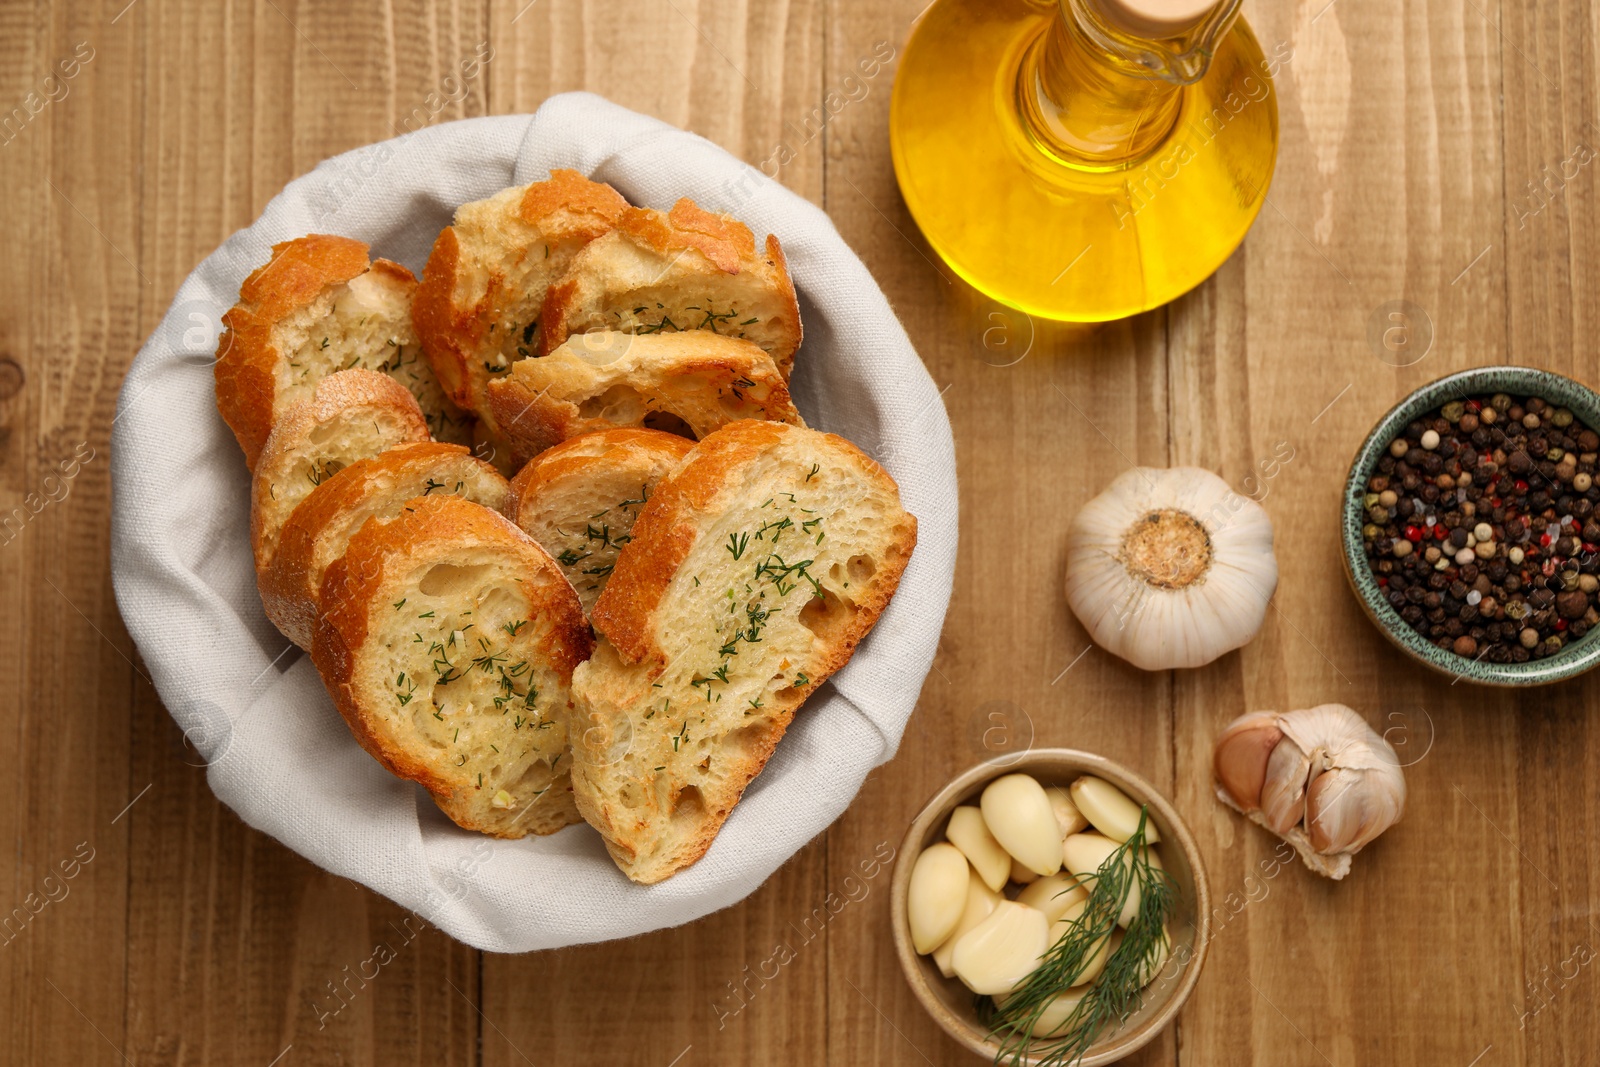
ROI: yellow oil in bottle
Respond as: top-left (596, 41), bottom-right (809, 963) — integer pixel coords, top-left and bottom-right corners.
top-left (890, 0), bottom-right (1281, 322)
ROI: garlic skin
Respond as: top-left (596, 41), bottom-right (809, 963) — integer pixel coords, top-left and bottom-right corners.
top-left (1214, 704), bottom-right (1406, 879)
top-left (1065, 467), bottom-right (1279, 671)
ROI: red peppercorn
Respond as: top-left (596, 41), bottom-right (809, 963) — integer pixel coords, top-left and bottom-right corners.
top-left (1541, 533), bottom-right (1554, 547)
top-left (1405, 525), bottom-right (1423, 541)
top-left (1516, 479), bottom-right (1530, 492)
top-left (1556, 618), bottom-right (1569, 631)
top-left (1586, 543), bottom-right (1598, 555)
top-left (1378, 578), bottom-right (1389, 587)
top-left (1492, 497), bottom-right (1503, 507)
top-left (1434, 525), bottom-right (1449, 540)
top-left (1467, 399), bottom-right (1483, 411)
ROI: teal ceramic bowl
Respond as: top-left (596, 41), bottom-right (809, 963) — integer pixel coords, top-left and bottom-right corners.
top-left (1342, 366), bottom-right (1600, 686)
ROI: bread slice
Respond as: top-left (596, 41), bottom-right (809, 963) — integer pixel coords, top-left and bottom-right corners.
top-left (540, 198), bottom-right (802, 377)
top-left (261, 442), bottom-right (511, 649)
top-left (216, 234), bottom-right (471, 468)
top-left (507, 428), bottom-right (695, 615)
top-left (412, 169), bottom-right (629, 440)
top-left (249, 369), bottom-right (431, 574)
top-left (485, 330), bottom-right (803, 467)
top-left (569, 420), bottom-right (917, 882)
top-left (312, 495), bottom-right (594, 837)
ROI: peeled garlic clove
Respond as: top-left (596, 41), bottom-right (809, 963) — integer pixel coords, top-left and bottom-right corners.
top-left (1016, 872), bottom-right (1088, 923)
top-left (1105, 925), bottom-right (1172, 989)
top-left (1062, 832), bottom-right (1139, 926)
top-left (1010, 856), bottom-right (1040, 884)
top-left (951, 901), bottom-right (1049, 995)
top-left (1044, 785), bottom-right (1090, 837)
top-left (945, 805), bottom-right (1011, 891)
top-left (981, 774), bottom-right (1062, 876)
top-left (1212, 711), bottom-right (1284, 812)
top-left (932, 867), bottom-right (1003, 977)
top-left (1009, 987), bottom-right (1091, 1037)
top-left (1258, 735), bottom-right (1312, 835)
top-left (1049, 898), bottom-right (1114, 985)
top-left (908, 843), bottom-right (970, 953)
top-left (1070, 776), bottom-right (1159, 844)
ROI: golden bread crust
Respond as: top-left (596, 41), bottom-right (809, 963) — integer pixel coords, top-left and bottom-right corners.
top-left (312, 495), bottom-right (594, 837)
top-left (537, 197), bottom-right (803, 377)
top-left (571, 420), bottom-right (918, 882)
top-left (249, 369), bottom-right (431, 574)
top-left (260, 441), bottom-right (511, 649)
top-left (216, 236), bottom-right (469, 468)
top-left (485, 331), bottom-right (803, 468)
top-left (411, 169), bottom-right (628, 437)
top-left (506, 428), bottom-right (695, 614)
top-left (216, 235), bottom-right (372, 468)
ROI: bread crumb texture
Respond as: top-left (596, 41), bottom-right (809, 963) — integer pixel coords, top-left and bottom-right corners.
top-left (571, 421), bottom-right (916, 882)
top-left (314, 495), bottom-right (593, 838)
top-left (507, 428), bottom-right (694, 615)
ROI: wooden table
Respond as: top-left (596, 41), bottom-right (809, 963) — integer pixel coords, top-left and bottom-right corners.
top-left (2, 0), bottom-right (1595, 1064)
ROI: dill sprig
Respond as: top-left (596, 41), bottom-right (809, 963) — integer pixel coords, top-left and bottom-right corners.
top-left (986, 809), bottom-right (1176, 1067)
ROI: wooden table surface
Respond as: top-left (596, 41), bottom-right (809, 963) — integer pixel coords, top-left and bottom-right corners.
top-left (3, 0), bottom-right (1597, 1064)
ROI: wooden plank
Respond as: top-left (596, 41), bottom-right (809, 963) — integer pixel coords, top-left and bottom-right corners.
top-left (821, 2), bottom-right (1176, 1063)
top-left (1168, 2), bottom-right (1517, 1066)
top-left (0, 1), bottom-right (141, 1064)
top-left (119, 2), bottom-right (487, 1064)
top-left (9, 0), bottom-right (1600, 1064)
top-left (479, 3), bottom-right (830, 1066)
top-left (1497, 1), bottom-right (1600, 1066)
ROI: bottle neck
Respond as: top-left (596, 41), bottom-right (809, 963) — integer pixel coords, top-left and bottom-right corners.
top-left (1017, 0), bottom-right (1230, 168)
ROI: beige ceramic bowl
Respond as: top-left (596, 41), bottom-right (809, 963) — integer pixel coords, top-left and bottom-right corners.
top-left (890, 750), bottom-right (1211, 1065)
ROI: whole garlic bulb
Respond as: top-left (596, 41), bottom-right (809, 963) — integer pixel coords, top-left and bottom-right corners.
top-left (1064, 467), bottom-right (1278, 671)
top-left (1213, 704), bottom-right (1406, 880)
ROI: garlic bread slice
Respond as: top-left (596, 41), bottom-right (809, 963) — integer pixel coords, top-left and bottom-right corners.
top-left (312, 495), bottom-right (594, 837)
top-left (216, 234), bottom-right (470, 467)
top-left (261, 441), bottom-right (511, 649)
top-left (250, 369), bottom-right (431, 574)
top-left (412, 169), bottom-right (628, 440)
top-left (507, 428), bottom-right (694, 616)
top-left (540, 198), bottom-right (802, 377)
top-left (485, 330), bottom-right (803, 467)
top-left (571, 420), bottom-right (917, 882)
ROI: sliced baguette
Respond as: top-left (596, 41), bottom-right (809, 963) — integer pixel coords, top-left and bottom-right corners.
top-left (249, 369), bottom-right (431, 574)
top-left (485, 330), bottom-right (803, 467)
top-left (540, 198), bottom-right (802, 377)
top-left (216, 234), bottom-right (470, 468)
top-left (412, 169), bottom-right (629, 439)
top-left (570, 420), bottom-right (917, 883)
top-left (261, 442), bottom-right (511, 649)
top-left (312, 495), bottom-right (594, 837)
top-left (506, 428), bottom-right (695, 615)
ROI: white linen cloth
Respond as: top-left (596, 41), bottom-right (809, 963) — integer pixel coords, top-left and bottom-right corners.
top-left (110, 93), bottom-right (957, 952)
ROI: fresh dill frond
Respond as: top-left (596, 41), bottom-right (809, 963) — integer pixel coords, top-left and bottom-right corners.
top-left (986, 809), bottom-right (1177, 1067)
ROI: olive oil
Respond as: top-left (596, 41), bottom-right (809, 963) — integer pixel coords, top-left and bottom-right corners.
top-left (890, 0), bottom-right (1281, 322)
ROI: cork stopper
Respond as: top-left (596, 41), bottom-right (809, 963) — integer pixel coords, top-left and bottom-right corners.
top-left (1087, 0), bottom-right (1219, 37)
